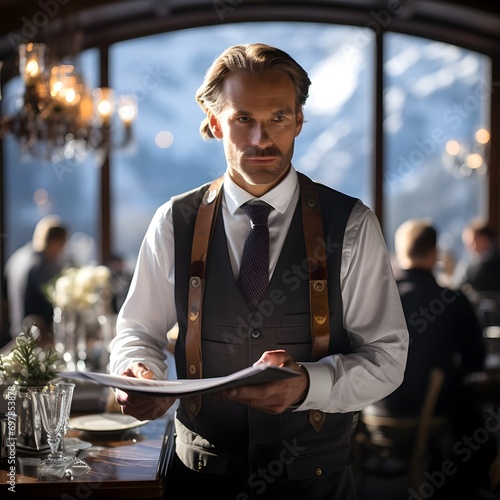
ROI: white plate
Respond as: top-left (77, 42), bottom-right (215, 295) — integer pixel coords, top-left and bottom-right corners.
top-left (68, 413), bottom-right (148, 433)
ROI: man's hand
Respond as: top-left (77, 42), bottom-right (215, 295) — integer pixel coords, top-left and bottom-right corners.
top-left (115, 362), bottom-right (176, 421)
top-left (218, 350), bottom-right (309, 414)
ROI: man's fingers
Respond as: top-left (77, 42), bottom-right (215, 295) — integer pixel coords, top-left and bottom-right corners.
top-left (114, 388), bottom-right (129, 406)
top-left (121, 362), bottom-right (155, 379)
top-left (254, 349), bottom-right (290, 367)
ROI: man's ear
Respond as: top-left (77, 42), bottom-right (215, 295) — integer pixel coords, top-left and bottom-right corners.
top-left (209, 113), bottom-right (223, 139)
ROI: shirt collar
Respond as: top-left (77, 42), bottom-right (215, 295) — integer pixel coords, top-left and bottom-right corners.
top-left (223, 166), bottom-right (299, 215)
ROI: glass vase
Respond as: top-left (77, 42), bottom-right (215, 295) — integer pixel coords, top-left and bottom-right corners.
top-left (13, 386), bottom-right (49, 454)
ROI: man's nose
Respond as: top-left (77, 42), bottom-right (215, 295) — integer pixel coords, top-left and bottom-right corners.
top-left (251, 124), bottom-right (273, 149)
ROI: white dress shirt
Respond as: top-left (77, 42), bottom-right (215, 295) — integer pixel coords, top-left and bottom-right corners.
top-left (110, 167), bottom-right (408, 414)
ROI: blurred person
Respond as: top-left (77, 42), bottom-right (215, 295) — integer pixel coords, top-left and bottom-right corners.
top-left (4, 215), bottom-right (66, 338)
top-left (453, 217), bottom-right (500, 293)
top-left (364, 219), bottom-right (490, 497)
top-left (23, 221), bottom-right (69, 334)
top-left (368, 219), bottom-right (484, 416)
top-left (109, 43), bottom-right (408, 499)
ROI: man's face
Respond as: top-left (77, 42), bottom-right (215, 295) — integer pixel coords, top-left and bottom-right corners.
top-left (208, 70), bottom-right (304, 196)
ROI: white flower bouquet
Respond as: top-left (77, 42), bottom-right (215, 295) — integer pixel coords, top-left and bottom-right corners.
top-left (45, 265), bottom-right (113, 372)
top-left (0, 325), bottom-right (61, 389)
top-left (46, 265), bottom-right (112, 311)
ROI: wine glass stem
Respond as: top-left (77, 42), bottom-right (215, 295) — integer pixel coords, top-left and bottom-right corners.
top-left (47, 435), bottom-right (61, 457)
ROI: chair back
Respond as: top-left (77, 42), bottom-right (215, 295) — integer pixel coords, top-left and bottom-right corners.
top-left (356, 368), bottom-right (448, 492)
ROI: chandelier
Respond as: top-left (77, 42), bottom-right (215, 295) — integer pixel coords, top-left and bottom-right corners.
top-left (444, 127), bottom-right (490, 177)
top-left (0, 42), bottom-right (138, 165)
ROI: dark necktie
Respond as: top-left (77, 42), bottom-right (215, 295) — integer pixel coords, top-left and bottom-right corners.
top-left (237, 203), bottom-right (272, 312)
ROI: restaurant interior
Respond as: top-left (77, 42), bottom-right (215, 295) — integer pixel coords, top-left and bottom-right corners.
top-left (1, 0), bottom-right (500, 498)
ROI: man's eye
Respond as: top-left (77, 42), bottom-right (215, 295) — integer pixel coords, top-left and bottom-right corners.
top-left (274, 115), bottom-right (285, 122)
top-left (238, 117), bottom-right (250, 123)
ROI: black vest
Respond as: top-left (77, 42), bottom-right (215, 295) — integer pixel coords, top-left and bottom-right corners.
top-left (172, 178), bottom-right (358, 478)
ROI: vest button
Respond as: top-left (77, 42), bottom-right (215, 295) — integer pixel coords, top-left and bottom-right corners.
top-left (251, 329), bottom-right (261, 339)
top-left (313, 411), bottom-right (322, 422)
top-left (315, 467), bottom-right (323, 476)
top-left (189, 364), bottom-right (197, 375)
top-left (189, 307), bottom-right (199, 321)
top-left (197, 460), bottom-right (203, 470)
top-left (306, 197), bottom-right (316, 209)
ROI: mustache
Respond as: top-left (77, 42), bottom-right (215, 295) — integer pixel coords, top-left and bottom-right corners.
top-left (243, 147), bottom-right (283, 158)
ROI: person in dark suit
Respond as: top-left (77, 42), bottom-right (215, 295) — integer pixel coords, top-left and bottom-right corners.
top-left (364, 219), bottom-right (491, 498)
top-left (4, 215), bottom-right (69, 338)
top-left (454, 217), bottom-right (500, 294)
top-left (109, 43), bottom-right (409, 499)
top-left (370, 219), bottom-right (485, 418)
top-left (23, 222), bottom-right (69, 334)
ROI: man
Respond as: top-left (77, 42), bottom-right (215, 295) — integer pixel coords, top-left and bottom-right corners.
top-left (362, 219), bottom-right (488, 497)
top-left (4, 215), bottom-right (66, 338)
top-left (367, 219), bottom-right (484, 417)
top-left (453, 217), bottom-right (500, 293)
top-left (110, 43), bottom-right (408, 499)
top-left (23, 222), bottom-right (69, 333)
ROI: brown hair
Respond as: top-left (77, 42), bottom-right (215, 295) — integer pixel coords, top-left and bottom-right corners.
top-left (395, 219), bottom-right (437, 263)
top-left (467, 217), bottom-right (496, 241)
top-left (32, 215), bottom-right (65, 252)
top-left (195, 43), bottom-right (311, 139)
top-left (45, 225), bottom-right (68, 246)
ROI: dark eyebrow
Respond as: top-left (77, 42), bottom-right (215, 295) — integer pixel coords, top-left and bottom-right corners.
top-left (233, 106), bottom-right (295, 116)
top-left (274, 106), bottom-right (294, 115)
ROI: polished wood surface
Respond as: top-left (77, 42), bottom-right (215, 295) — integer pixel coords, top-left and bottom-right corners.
top-left (0, 412), bottom-right (173, 499)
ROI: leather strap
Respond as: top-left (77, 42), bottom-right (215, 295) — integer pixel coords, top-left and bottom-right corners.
top-left (298, 173), bottom-right (330, 432)
top-left (185, 176), bottom-right (223, 421)
top-left (298, 173), bottom-right (330, 361)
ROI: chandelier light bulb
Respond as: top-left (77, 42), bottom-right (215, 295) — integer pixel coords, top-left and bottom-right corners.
top-left (94, 87), bottom-right (115, 123)
top-left (25, 59), bottom-right (40, 78)
top-left (117, 96), bottom-right (138, 125)
top-left (98, 100), bottom-right (112, 117)
top-left (475, 128), bottom-right (490, 145)
top-left (445, 140), bottom-right (460, 156)
top-left (19, 43), bottom-right (46, 85)
top-left (65, 88), bottom-right (77, 105)
top-left (51, 80), bottom-right (63, 96)
top-left (466, 153), bottom-right (483, 169)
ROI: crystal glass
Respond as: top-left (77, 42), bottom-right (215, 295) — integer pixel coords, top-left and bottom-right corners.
top-left (29, 384), bottom-right (74, 465)
top-left (56, 382), bottom-right (75, 452)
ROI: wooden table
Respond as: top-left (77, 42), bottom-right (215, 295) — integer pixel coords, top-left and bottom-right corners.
top-left (0, 412), bottom-right (174, 499)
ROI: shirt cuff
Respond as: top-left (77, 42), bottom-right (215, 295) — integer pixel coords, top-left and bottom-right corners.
top-left (291, 361), bottom-right (333, 412)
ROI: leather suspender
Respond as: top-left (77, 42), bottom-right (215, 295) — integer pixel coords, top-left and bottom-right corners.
top-left (185, 173), bottom-right (330, 429)
top-left (297, 172), bottom-right (329, 431)
top-left (185, 176), bottom-right (223, 421)
top-left (298, 172), bottom-right (330, 362)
